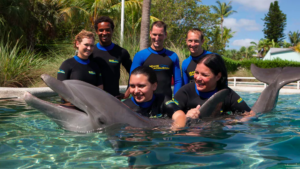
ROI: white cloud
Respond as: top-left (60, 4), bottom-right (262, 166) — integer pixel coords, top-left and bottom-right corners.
top-left (232, 39), bottom-right (259, 47)
top-left (223, 18), bottom-right (261, 32)
top-left (231, 0), bottom-right (276, 11)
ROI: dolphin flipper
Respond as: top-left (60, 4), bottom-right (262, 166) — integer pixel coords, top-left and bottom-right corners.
top-left (41, 74), bottom-right (155, 129)
top-left (251, 64), bottom-right (300, 113)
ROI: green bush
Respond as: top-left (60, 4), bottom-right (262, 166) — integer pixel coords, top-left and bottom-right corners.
top-left (222, 57), bottom-right (241, 73)
top-left (0, 39), bottom-right (49, 87)
top-left (240, 58), bottom-right (300, 70)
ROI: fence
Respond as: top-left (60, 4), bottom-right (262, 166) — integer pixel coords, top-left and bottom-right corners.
top-left (228, 77), bottom-right (300, 89)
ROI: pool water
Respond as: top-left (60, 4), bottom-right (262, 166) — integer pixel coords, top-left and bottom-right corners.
top-left (1, 92), bottom-right (300, 168)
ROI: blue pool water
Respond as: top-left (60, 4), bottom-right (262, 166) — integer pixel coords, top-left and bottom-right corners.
top-left (1, 92), bottom-right (300, 168)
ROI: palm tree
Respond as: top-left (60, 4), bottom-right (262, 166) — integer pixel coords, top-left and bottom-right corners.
top-left (239, 46), bottom-right (246, 59)
top-left (251, 39), bottom-right (272, 58)
top-left (222, 27), bottom-right (235, 48)
top-left (288, 31), bottom-right (300, 46)
top-left (230, 49), bottom-right (240, 60)
top-left (211, 0), bottom-right (236, 41)
top-left (139, 0), bottom-right (151, 50)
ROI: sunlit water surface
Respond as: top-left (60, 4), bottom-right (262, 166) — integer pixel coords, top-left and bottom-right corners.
top-left (1, 92), bottom-right (300, 168)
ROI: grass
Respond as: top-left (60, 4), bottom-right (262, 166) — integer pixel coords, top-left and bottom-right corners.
top-left (228, 67), bottom-right (253, 77)
top-left (0, 38), bottom-right (49, 87)
top-left (30, 44), bottom-right (75, 87)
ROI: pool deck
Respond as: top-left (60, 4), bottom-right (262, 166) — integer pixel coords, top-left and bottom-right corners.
top-left (1, 84), bottom-right (300, 99)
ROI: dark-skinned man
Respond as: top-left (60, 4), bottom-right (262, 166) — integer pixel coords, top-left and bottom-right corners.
top-left (90, 16), bottom-right (132, 99)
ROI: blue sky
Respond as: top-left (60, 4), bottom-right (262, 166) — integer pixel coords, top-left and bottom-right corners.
top-left (200, 0), bottom-right (300, 49)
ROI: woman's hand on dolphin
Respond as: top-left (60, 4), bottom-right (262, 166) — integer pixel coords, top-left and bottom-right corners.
top-left (123, 88), bottom-right (131, 99)
top-left (186, 105), bottom-right (201, 119)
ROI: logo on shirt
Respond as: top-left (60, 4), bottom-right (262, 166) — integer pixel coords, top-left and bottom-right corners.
top-left (165, 99), bottom-right (179, 106)
top-left (58, 70), bottom-right (65, 74)
top-left (237, 98), bottom-right (243, 103)
top-left (149, 64), bottom-right (170, 71)
top-left (89, 71), bottom-right (96, 75)
top-left (189, 71), bottom-right (195, 77)
top-left (150, 114), bottom-right (163, 118)
top-left (109, 59), bottom-right (119, 63)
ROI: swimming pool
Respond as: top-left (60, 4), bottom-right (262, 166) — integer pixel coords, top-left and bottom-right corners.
top-left (0, 92), bottom-right (300, 168)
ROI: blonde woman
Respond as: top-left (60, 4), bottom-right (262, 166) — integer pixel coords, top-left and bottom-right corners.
top-left (57, 30), bottom-right (103, 89)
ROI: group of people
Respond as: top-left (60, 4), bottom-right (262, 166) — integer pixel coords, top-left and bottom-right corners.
top-left (57, 16), bottom-right (255, 128)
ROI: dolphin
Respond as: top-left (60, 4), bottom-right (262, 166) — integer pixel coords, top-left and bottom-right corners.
top-left (24, 74), bottom-right (229, 132)
top-left (251, 64), bottom-right (300, 113)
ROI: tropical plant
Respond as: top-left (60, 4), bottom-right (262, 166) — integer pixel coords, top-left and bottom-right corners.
top-left (293, 43), bottom-right (300, 53)
top-left (206, 27), bottom-right (224, 53)
top-left (251, 39), bottom-right (272, 57)
top-left (0, 36), bottom-right (48, 87)
top-left (239, 46), bottom-right (256, 59)
top-left (222, 27), bottom-right (235, 48)
top-left (288, 31), bottom-right (300, 46)
top-left (280, 40), bottom-right (292, 48)
top-left (211, 0), bottom-right (236, 41)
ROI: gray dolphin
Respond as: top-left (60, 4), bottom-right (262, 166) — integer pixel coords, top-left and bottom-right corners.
top-left (251, 64), bottom-right (300, 113)
top-left (24, 74), bottom-right (229, 132)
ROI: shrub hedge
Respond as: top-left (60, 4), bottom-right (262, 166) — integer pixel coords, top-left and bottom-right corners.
top-left (223, 57), bottom-right (300, 73)
top-left (222, 57), bottom-right (241, 73)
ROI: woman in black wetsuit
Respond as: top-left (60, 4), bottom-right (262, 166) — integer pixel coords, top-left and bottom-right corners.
top-left (174, 53), bottom-right (255, 121)
top-left (57, 30), bottom-right (103, 89)
top-left (122, 66), bottom-right (186, 128)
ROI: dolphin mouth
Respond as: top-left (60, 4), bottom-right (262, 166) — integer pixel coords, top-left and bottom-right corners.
top-left (24, 92), bottom-right (87, 115)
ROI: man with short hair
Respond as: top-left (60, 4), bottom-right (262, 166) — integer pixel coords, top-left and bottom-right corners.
top-left (181, 28), bottom-right (212, 85)
top-left (129, 21), bottom-right (182, 98)
top-left (90, 16), bottom-right (132, 98)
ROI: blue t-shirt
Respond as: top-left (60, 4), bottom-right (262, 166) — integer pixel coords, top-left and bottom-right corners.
top-left (130, 47), bottom-right (182, 98)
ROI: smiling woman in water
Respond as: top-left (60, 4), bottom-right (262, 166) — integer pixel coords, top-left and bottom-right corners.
top-left (122, 66), bottom-right (186, 129)
top-left (175, 53), bottom-right (255, 121)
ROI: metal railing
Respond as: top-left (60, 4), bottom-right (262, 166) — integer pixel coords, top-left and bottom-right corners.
top-left (228, 77), bottom-right (300, 89)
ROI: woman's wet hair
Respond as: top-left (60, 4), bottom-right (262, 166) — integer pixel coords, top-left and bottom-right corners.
top-left (74, 30), bottom-right (95, 49)
top-left (131, 66), bottom-right (157, 84)
top-left (197, 53), bottom-right (228, 89)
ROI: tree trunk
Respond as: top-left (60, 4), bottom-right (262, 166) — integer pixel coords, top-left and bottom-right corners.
top-left (221, 16), bottom-right (224, 44)
top-left (26, 26), bottom-right (36, 50)
top-left (139, 0), bottom-right (151, 51)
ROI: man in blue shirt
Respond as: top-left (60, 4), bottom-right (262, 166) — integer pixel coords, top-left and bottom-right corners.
top-left (129, 21), bottom-right (182, 98)
top-left (181, 28), bottom-right (212, 85)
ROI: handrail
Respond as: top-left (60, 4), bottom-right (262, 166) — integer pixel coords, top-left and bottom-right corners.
top-left (228, 77), bottom-right (300, 89)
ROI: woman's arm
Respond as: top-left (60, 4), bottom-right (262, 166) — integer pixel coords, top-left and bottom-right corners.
top-left (238, 110), bottom-right (256, 122)
top-left (171, 110), bottom-right (186, 129)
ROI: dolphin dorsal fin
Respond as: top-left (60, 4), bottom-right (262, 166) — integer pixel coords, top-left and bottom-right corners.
top-left (199, 89), bottom-right (229, 118)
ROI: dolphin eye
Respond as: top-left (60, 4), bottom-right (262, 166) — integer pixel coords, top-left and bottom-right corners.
top-left (98, 119), bottom-right (105, 125)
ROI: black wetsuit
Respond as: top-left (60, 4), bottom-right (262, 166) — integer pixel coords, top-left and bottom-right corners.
top-left (57, 56), bottom-right (102, 86)
top-left (130, 47), bottom-right (182, 98)
top-left (182, 50), bottom-right (212, 85)
top-left (174, 82), bottom-right (251, 115)
top-left (90, 43), bottom-right (132, 96)
top-left (122, 94), bottom-right (180, 118)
